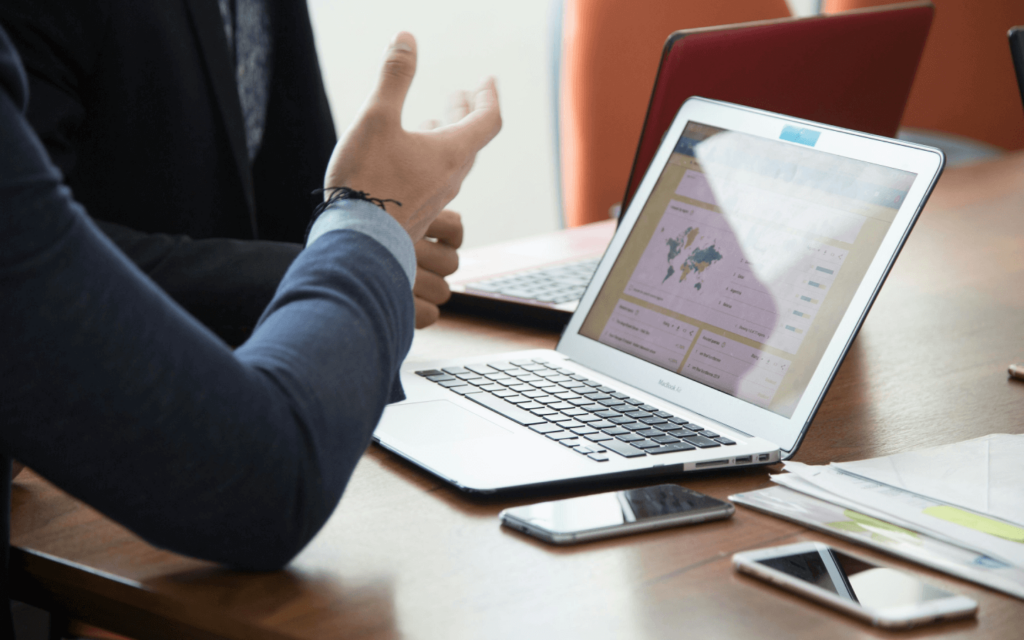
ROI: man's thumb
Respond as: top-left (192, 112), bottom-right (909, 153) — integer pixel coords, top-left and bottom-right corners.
top-left (373, 32), bottom-right (417, 118)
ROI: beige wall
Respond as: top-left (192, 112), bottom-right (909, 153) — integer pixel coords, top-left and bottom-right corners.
top-left (307, 0), bottom-right (562, 249)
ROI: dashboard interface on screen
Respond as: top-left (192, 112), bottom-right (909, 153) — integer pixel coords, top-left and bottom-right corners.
top-left (579, 122), bottom-right (916, 417)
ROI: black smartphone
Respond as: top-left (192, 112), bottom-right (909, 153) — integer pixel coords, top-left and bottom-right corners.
top-left (499, 484), bottom-right (734, 545)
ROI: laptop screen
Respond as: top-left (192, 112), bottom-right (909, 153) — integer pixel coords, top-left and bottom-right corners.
top-left (578, 122), bottom-right (916, 418)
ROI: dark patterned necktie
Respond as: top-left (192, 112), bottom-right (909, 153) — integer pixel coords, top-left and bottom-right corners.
top-left (217, 0), bottom-right (273, 162)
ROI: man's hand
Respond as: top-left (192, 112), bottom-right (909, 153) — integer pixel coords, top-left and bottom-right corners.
top-left (414, 209), bottom-right (462, 327)
top-left (324, 32), bottom-right (501, 243)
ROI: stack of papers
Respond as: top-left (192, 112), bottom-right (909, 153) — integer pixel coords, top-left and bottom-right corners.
top-left (731, 433), bottom-right (1024, 600)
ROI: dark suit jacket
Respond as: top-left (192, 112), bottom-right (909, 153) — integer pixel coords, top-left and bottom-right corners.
top-left (0, 0), bottom-right (337, 342)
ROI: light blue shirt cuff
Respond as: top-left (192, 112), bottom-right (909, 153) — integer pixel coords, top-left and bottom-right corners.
top-left (306, 199), bottom-right (416, 288)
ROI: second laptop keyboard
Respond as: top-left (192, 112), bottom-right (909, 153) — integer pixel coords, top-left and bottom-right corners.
top-left (415, 359), bottom-right (736, 463)
top-left (463, 258), bottom-right (600, 305)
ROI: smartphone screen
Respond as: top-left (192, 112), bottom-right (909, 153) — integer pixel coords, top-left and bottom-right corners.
top-left (754, 546), bottom-right (955, 611)
top-left (504, 484), bottom-right (729, 537)
top-left (620, 484), bottom-right (725, 521)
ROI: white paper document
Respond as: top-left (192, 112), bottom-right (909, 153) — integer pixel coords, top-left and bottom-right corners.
top-left (775, 462), bottom-right (1024, 568)
top-left (832, 433), bottom-right (1024, 528)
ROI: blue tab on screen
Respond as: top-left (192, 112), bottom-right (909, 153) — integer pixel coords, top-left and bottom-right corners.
top-left (780, 125), bottom-right (821, 147)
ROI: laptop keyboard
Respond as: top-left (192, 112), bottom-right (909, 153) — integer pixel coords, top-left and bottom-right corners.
top-left (463, 258), bottom-right (600, 305)
top-left (415, 359), bottom-right (736, 463)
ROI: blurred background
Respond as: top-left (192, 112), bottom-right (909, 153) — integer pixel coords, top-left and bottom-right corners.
top-left (306, 0), bottom-right (822, 249)
top-left (308, 0), bottom-right (1024, 249)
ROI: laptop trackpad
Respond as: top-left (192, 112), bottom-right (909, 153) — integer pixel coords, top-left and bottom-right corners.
top-left (383, 400), bottom-right (515, 445)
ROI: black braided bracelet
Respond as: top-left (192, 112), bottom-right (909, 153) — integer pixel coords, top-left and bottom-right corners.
top-left (305, 187), bottom-right (403, 244)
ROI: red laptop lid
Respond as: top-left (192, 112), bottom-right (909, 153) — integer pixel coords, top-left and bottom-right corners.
top-left (623, 2), bottom-right (933, 211)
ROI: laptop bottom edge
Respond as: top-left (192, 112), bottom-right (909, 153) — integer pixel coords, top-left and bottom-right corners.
top-left (372, 437), bottom-right (778, 496)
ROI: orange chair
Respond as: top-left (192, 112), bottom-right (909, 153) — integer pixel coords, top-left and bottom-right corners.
top-left (824, 0), bottom-right (1024, 151)
top-left (559, 0), bottom-right (791, 227)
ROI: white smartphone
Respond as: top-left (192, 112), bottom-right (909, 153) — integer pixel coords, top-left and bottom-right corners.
top-left (499, 483), bottom-right (734, 545)
top-left (733, 542), bottom-right (978, 629)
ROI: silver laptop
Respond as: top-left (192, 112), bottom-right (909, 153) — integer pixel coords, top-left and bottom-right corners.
top-left (375, 97), bottom-right (944, 493)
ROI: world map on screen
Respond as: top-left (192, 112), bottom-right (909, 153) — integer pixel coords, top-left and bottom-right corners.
top-left (662, 226), bottom-right (723, 291)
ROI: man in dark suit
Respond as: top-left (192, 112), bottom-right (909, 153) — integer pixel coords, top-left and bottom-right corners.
top-left (0, 0), bottom-right (461, 342)
top-left (2, 20), bottom-right (500, 636)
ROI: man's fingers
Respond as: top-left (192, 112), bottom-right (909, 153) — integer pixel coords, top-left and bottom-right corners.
top-left (414, 297), bottom-right (441, 329)
top-left (420, 118), bottom-right (441, 130)
top-left (414, 269), bottom-right (452, 305)
top-left (447, 90), bottom-right (471, 125)
top-left (424, 210), bottom-right (464, 248)
top-left (472, 77), bottom-right (499, 114)
top-left (373, 32), bottom-right (417, 119)
top-left (440, 77), bottom-right (502, 153)
top-left (415, 239), bottom-right (459, 277)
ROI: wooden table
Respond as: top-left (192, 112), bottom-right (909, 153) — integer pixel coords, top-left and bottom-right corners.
top-left (11, 153), bottom-right (1024, 639)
